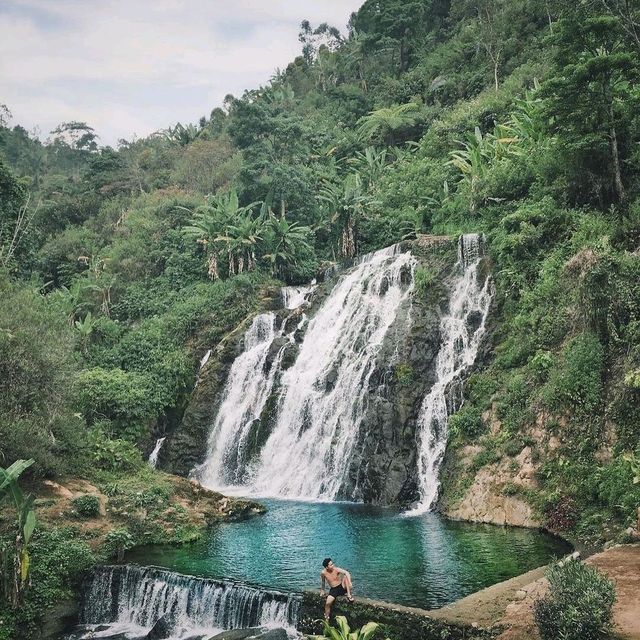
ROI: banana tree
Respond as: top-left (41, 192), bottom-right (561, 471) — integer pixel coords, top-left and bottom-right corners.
top-left (348, 147), bottom-right (388, 192)
top-left (262, 215), bottom-right (312, 279)
top-left (0, 459), bottom-right (36, 609)
top-left (319, 173), bottom-right (374, 259)
top-left (183, 189), bottom-right (261, 279)
top-left (447, 127), bottom-right (493, 213)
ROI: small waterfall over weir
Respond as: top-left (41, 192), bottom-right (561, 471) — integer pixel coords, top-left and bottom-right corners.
top-left (409, 233), bottom-right (492, 514)
top-left (74, 565), bottom-right (300, 639)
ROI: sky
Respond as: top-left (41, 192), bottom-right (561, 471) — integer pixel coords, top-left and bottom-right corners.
top-left (0, 0), bottom-right (363, 146)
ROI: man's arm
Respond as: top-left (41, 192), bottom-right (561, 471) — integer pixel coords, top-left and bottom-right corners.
top-left (335, 566), bottom-right (351, 579)
top-left (320, 570), bottom-right (326, 594)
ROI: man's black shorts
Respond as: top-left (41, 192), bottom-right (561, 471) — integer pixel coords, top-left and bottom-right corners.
top-left (328, 584), bottom-right (347, 598)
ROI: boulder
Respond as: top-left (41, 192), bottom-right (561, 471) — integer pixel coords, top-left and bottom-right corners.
top-left (146, 614), bottom-right (174, 640)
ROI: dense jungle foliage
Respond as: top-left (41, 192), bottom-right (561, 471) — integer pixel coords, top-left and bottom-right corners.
top-left (1, 0), bottom-right (640, 633)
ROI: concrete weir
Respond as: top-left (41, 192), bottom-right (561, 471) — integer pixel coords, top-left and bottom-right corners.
top-left (298, 592), bottom-right (494, 640)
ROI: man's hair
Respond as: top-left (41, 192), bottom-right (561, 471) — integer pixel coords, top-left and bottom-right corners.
top-left (322, 557), bottom-right (332, 568)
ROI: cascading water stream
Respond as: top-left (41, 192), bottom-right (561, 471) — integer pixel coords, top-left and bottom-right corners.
top-left (249, 246), bottom-right (416, 500)
top-left (196, 246), bottom-right (415, 501)
top-left (148, 437), bottom-right (166, 468)
top-left (409, 234), bottom-right (492, 515)
top-left (73, 565), bottom-right (299, 639)
top-left (281, 282), bottom-right (317, 309)
top-left (197, 313), bottom-right (282, 488)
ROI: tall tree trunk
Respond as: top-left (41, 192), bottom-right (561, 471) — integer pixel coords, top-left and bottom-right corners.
top-left (207, 253), bottom-right (219, 280)
top-left (228, 250), bottom-right (235, 276)
top-left (605, 75), bottom-right (626, 203)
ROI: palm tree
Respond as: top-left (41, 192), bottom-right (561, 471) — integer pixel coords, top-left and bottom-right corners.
top-left (262, 215), bottom-right (312, 279)
top-left (318, 173), bottom-right (373, 259)
top-left (356, 103), bottom-right (422, 146)
top-left (183, 190), bottom-right (261, 279)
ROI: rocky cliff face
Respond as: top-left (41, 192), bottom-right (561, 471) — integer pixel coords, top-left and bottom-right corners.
top-left (160, 237), bottom-right (486, 507)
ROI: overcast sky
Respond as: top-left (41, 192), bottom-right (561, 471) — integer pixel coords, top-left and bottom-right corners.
top-left (0, 0), bottom-right (363, 146)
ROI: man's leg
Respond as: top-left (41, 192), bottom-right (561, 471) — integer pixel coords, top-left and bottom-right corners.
top-left (324, 595), bottom-right (335, 620)
top-left (341, 575), bottom-right (353, 599)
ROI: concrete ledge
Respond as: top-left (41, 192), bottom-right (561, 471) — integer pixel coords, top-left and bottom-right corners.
top-left (298, 592), bottom-right (495, 640)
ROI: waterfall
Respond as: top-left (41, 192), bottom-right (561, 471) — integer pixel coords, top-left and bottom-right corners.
top-left (281, 282), bottom-right (316, 309)
top-left (250, 246), bottom-right (416, 500)
top-left (199, 349), bottom-right (212, 370)
top-left (76, 565), bottom-right (299, 638)
top-left (148, 437), bottom-right (166, 468)
top-left (196, 246), bottom-right (415, 501)
top-left (197, 313), bottom-right (283, 488)
top-left (409, 234), bottom-right (492, 514)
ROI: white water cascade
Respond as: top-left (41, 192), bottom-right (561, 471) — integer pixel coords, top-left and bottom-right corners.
top-left (409, 234), bottom-right (492, 514)
top-left (197, 313), bottom-right (283, 488)
top-left (197, 246), bottom-right (415, 500)
top-left (148, 437), bottom-right (166, 468)
top-left (72, 565), bottom-right (299, 639)
top-left (250, 246), bottom-right (416, 500)
top-left (281, 281), bottom-right (317, 309)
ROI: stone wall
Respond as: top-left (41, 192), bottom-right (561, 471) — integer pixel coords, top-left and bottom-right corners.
top-left (298, 592), bottom-right (494, 640)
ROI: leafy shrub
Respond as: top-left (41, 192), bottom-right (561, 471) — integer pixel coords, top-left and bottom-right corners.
top-left (543, 333), bottom-right (604, 416)
top-left (544, 495), bottom-right (579, 531)
top-left (529, 350), bottom-right (554, 382)
top-left (502, 482), bottom-right (520, 496)
top-left (74, 367), bottom-right (156, 437)
top-left (448, 406), bottom-right (485, 440)
top-left (71, 495), bottom-right (100, 518)
top-left (465, 371), bottom-right (500, 411)
top-left (496, 373), bottom-right (531, 433)
top-left (394, 362), bottom-right (414, 387)
top-left (470, 442), bottom-right (501, 472)
top-left (20, 528), bottom-right (96, 633)
top-left (89, 428), bottom-right (144, 472)
top-left (104, 528), bottom-right (135, 562)
top-left (534, 560), bottom-right (615, 640)
top-left (502, 437), bottom-right (525, 457)
top-left (414, 265), bottom-right (437, 299)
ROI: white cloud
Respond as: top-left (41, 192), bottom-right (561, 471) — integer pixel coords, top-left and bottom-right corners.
top-left (0, 0), bottom-right (363, 145)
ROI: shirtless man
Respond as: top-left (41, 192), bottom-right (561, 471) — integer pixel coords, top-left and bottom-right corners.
top-left (319, 557), bottom-right (354, 620)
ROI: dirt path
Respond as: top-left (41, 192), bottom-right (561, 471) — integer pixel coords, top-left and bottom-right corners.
top-left (495, 544), bottom-right (640, 640)
top-left (424, 545), bottom-right (640, 640)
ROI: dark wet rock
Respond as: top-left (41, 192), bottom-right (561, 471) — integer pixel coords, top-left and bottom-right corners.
top-left (206, 628), bottom-right (262, 640)
top-left (256, 629), bottom-right (288, 640)
top-left (146, 613), bottom-right (174, 639)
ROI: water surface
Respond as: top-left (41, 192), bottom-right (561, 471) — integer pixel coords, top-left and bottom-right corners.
top-left (127, 499), bottom-right (571, 609)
